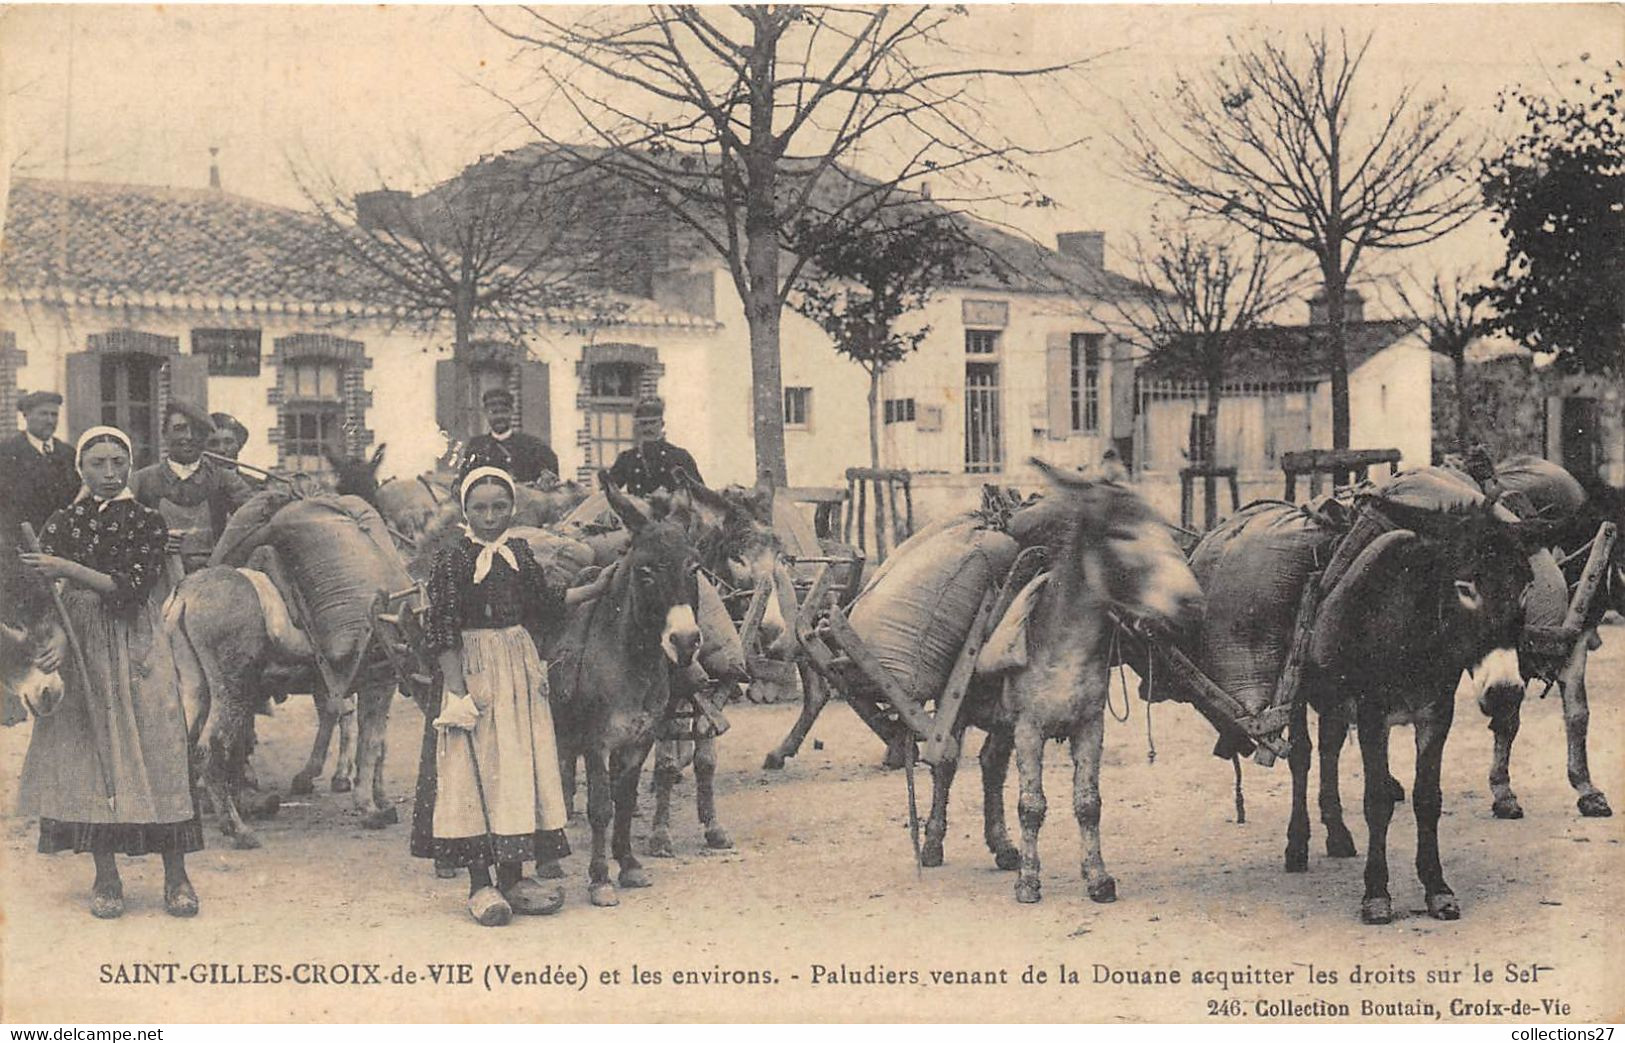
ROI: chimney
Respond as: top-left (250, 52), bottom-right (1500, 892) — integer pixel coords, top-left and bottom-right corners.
top-left (1308, 288), bottom-right (1364, 325)
top-left (1057, 230), bottom-right (1106, 269)
top-left (208, 147), bottom-right (221, 191)
top-left (354, 189), bottom-right (413, 231)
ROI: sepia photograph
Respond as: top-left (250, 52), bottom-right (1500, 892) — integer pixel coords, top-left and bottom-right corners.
top-left (0, 2), bottom-right (1621, 1025)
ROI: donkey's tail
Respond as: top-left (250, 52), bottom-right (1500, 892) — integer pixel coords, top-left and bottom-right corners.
top-left (165, 593), bottom-right (211, 748)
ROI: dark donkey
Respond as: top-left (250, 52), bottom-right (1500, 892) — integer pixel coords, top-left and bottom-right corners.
top-left (541, 474), bottom-right (702, 907)
top-left (923, 462), bottom-right (1204, 903)
top-left (1, 520), bottom-right (65, 722)
top-left (1295, 497), bottom-right (1533, 924)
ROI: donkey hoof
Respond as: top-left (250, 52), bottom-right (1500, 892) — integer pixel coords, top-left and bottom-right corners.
top-left (646, 833), bottom-right (675, 858)
top-left (994, 846), bottom-right (1021, 871)
top-left (704, 827), bottom-right (734, 850)
top-left (1087, 876), bottom-right (1117, 903)
top-left (1325, 829), bottom-right (1358, 858)
top-left (330, 776), bottom-right (353, 794)
top-left (1492, 796), bottom-right (1525, 820)
top-left (762, 752), bottom-right (786, 771)
top-left (1360, 896), bottom-right (1395, 925)
top-left (536, 860), bottom-right (565, 880)
top-left (1014, 878), bottom-right (1042, 904)
top-left (619, 865), bottom-right (652, 889)
top-left (589, 883), bottom-right (619, 908)
top-left (1427, 892), bottom-right (1461, 920)
top-left (434, 861), bottom-right (460, 880)
top-left (1578, 792), bottom-right (1613, 818)
top-left (1385, 776), bottom-right (1406, 803)
top-left (231, 830), bottom-right (262, 851)
top-left (920, 840), bottom-right (944, 868)
top-left (1284, 846), bottom-right (1309, 873)
top-left (246, 791), bottom-right (281, 820)
top-left (361, 807), bottom-right (397, 829)
top-left (289, 774), bottom-right (315, 796)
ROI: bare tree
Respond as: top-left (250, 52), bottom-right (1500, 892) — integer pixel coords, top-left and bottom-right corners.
top-left (481, 5), bottom-right (1093, 484)
top-left (1120, 29), bottom-right (1480, 452)
top-left (294, 151), bottom-right (635, 358)
top-left (1109, 222), bottom-right (1305, 525)
top-left (1391, 268), bottom-right (1487, 454)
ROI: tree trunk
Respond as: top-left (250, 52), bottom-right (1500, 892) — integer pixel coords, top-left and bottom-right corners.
top-left (1453, 351), bottom-right (1470, 453)
top-left (868, 367), bottom-right (882, 471)
top-left (1324, 273), bottom-right (1351, 453)
top-left (742, 23), bottom-right (788, 488)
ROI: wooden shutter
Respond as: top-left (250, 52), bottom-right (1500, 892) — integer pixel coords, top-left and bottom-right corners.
top-left (166, 354), bottom-right (209, 413)
top-left (1109, 337), bottom-right (1136, 439)
top-left (517, 359), bottom-right (551, 445)
top-left (1045, 331), bottom-right (1072, 440)
top-left (65, 352), bottom-right (102, 445)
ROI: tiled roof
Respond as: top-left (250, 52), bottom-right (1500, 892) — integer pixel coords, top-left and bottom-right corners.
top-left (0, 177), bottom-right (718, 328)
top-left (1137, 318), bottom-right (1423, 384)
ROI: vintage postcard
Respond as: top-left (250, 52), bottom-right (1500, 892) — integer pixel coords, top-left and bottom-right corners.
top-left (1, 3), bottom-right (1622, 1025)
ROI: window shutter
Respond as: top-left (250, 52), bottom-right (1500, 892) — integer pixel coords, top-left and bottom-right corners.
top-left (166, 354), bottom-right (209, 413)
top-left (1045, 332), bottom-right (1072, 440)
top-left (435, 359), bottom-right (458, 440)
top-left (1109, 338), bottom-right (1136, 439)
top-left (517, 359), bottom-right (551, 445)
top-left (65, 352), bottom-right (102, 445)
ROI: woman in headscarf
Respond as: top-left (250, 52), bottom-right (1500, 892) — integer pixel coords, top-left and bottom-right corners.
top-left (413, 465), bottom-right (613, 925)
top-left (17, 426), bottom-right (203, 919)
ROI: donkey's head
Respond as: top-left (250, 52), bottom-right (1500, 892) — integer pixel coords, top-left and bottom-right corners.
top-left (327, 444), bottom-right (388, 506)
top-left (669, 475), bottom-right (789, 647)
top-left (603, 472), bottom-right (702, 668)
top-left (0, 521), bottom-right (64, 718)
top-left (1032, 458), bottom-right (1203, 630)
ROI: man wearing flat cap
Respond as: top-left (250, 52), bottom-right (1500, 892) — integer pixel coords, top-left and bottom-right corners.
top-left (462, 385), bottom-right (559, 485)
top-left (607, 397), bottom-right (704, 496)
top-left (0, 391), bottom-right (80, 534)
top-left (205, 412), bottom-right (264, 491)
top-left (130, 400), bottom-right (254, 573)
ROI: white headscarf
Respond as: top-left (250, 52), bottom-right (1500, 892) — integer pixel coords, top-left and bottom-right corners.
top-left (73, 425), bottom-right (136, 511)
top-left (459, 465), bottom-right (518, 584)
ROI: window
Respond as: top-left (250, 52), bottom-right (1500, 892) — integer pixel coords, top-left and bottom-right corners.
top-left (192, 328), bottom-right (262, 377)
top-left (584, 362), bottom-right (642, 469)
top-left (99, 354), bottom-right (162, 469)
top-left (884, 398), bottom-right (917, 425)
top-left (965, 329), bottom-right (1000, 355)
top-left (282, 358), bottom-right (345, 474)
top-left (783, 386), bottom-right (812, 429)
top-left (1070, 333), bottom-right (1102, 433)
top-left (965, 362), bottom-right (1003, 473)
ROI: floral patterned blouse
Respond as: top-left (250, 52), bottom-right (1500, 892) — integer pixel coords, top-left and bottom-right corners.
top-left (424, 535), bottom-right (567, 654)
top-left (39, 496), bottom-right (169, 610)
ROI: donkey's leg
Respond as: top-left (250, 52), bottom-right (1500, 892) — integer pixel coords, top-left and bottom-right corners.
top-left (1318, 710), bottom-right (1357, 857)
top-left (1071, 697), bottom-right (1115, 903)
top-left (584, 748), bottom-right (616, 907)
top-left (291, 698), bottom-right (336, 795)
top-left (648, 739), bottom-right (680, 857)
top-left (980, 727), bottom-right (1019, 870)
top-left (613, 740), bottom-right (655, 890)
top-left (1487, 688), bottom-right (1526, 820)
top-left (764, 662), bottom-right (829, 770)
top-left (353, 684), bottom-right (397, 828)
top-left (921, 723), bottom-right (964, 869)
top-left (331, 695), bottom-right (359, 793)
top-left (1357, 705), bottom-right (1398, 925)
top-left (204, 705), bottom-right (260, 850)
top-left (1414, 698), bottom-right (1459, 920)
top-left (1560, 642), bottom-right (1611, 817)
top-left (1013, 718), bottom-right (1047, 904)
top-left (694, 734), bottom-right (732, 849)
top-left (1285, 698), bottom-right (1314, 873)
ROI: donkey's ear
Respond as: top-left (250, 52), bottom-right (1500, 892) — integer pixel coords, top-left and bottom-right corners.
top-left (1030, 457), bottom-right (1094, 492)
top-left (599, 471), bottom-right (648, 532)
top-left (370, 444), bottom-right (387, 468)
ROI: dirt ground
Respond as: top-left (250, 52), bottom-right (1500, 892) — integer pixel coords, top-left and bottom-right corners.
top-left (4, 627), bottom-right (1623, 1024)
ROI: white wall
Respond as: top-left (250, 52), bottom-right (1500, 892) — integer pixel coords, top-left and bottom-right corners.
top-left (1348, 334), bottom-right (1432, 472)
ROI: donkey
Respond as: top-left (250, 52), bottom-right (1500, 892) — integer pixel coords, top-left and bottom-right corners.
top-left (541, 475), bottom-right (702, 907)
top-left (0, 520), bottom-right (64, 722)
top-left (1294, 497), bottom-right (1534, 924)
top-left (923, 461), bottom-right (1204, 904)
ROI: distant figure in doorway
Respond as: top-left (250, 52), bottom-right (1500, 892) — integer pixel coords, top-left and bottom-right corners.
top-left (0, 390), bottom-right (81, 535)
top-left (607, 397), bottom-right (703, 497)
top-left (463, 387), bottom-right (559, 486)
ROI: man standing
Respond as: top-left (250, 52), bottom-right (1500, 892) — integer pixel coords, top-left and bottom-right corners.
top-left (0, 391), bottom-right (81, 534)
top-left (607, 397), bottom-right (704, 496)
top-left (130, 401), bottom-right (255, 573)
top-left (206, 412), bottom-right (264, 491)
top-left (462, 387), bottom-right (559, 485)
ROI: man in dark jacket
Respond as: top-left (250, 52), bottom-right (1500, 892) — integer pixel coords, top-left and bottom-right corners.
top-left (130, 401), bottom-right (255, 573)
top-left (206, 412), bottom-right (265, 491)
top-left (462, 386), bottom-right (560, 485)
top-left (607, 397), bottom-right (703, 496)
top-left (0, 391), bottom-right (81, 534)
